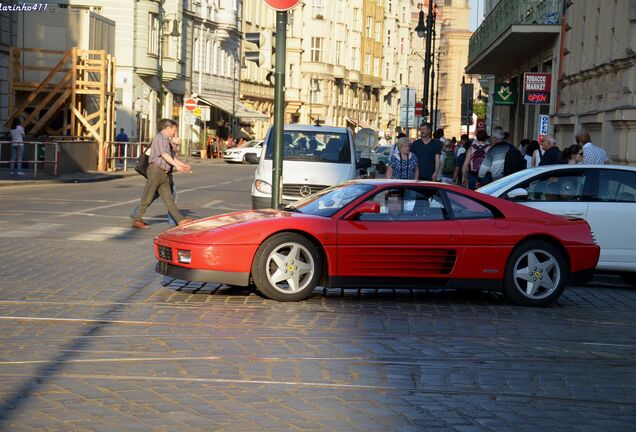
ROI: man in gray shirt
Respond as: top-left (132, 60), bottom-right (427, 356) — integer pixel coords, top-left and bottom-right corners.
top-left (132, 119), bottom-right (193, 229)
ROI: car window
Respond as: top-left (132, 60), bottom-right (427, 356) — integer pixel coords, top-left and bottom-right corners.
top-left (264, 131), bottom-right (351, 163)
top-left (446, 191), bottom-right (494, 219)
top-left (505, 172), bottom-right (587, 202)
top-left (596, 170), bottom-right (636, 202)
top-left (359, 187), bottom-right (447, 221)
top-left (291, 183), bottom-right (374, 217)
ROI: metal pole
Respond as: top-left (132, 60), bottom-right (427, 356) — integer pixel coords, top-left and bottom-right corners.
top-left (422, 0), bottom-right (434, 124)
top-left (430, 22), bottom-right (436, 129)
top-left (157, 0), bottom-right (165, 122)
top-left (232, 55), bottom-right (236, 142)
top-left (271, 11), bottom-right (287, 209)
top-left (434, 50), bottom-right (441, 132)
top-left (405, 86), bottom-right (410, 136)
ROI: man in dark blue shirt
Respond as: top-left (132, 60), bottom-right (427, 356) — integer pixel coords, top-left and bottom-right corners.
top-left (410, 122), bottom-right (442, 181)
top-left (539, 135), bottom-right (562, 166)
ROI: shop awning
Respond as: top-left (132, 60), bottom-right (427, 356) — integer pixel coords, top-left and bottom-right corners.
top-left (198, 96), bottom-right (269, 120)
top-left (345, 117), bottom-right (370, 128)
top-left (466, 24), bottom-right (560, 75)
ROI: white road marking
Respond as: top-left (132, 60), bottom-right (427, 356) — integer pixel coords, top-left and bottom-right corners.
top-left (69, 225), bottom-right (132, 241)
top-left (201, 199), bottom-right (223, 208)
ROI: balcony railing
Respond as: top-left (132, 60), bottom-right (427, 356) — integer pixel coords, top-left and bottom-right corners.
top-left (469, 0), bottom-right (562, 63)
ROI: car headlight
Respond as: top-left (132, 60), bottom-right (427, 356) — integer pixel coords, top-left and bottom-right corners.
top-left (177, 250), bottom-right (192, 264)
top-left (255, 180), bottom-right (272, 194)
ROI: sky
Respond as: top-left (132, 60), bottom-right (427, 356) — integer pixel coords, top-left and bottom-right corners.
top-left (469, 0), bottom-right (485, 32)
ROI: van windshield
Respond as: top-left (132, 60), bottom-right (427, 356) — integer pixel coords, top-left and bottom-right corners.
top-left (264, 131), bottom-right (351, 163)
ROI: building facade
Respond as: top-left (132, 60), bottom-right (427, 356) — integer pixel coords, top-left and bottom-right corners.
top-left (553, 0), bottom-right (636, 164)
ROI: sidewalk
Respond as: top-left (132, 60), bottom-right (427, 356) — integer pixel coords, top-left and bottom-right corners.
top-left (0, 157), bottom-right (228, 187)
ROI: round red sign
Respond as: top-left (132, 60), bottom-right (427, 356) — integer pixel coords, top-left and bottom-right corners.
top-left (415, 101), bottom-right (423, 117)
top-left (263, 0), bottom-right (301, 11)
top-left (184, 98), bottom-right (197, 111)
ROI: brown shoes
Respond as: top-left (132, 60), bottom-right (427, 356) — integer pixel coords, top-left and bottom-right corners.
top-left (132, 221), bottom-right (150, 229)
top-left (177, 217), bottom-right (194, 226)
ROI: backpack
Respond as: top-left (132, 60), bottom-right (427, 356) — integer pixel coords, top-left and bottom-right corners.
top-left (469, 144), bottom-right (486, 173)
top-left (442, 149), bottom-right (455, 176)
top-left (503, 145), bottom-right (526, 176)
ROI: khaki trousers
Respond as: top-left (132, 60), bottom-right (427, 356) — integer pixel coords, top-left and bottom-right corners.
top-left (134, 164), bottom-right (183, 223)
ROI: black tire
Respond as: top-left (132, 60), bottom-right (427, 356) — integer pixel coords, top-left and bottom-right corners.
top-left (251, 233), bottom-right (322, 301)
top-left (621, 272), bottom-right (636, 287)
top-left (503, 240), bottom-right (568, 306)
top-left (242, 154), bottom-right (248, 164)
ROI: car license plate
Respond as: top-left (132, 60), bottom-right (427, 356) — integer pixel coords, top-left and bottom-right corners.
top-left (156, 260), bottom-right (168, 275)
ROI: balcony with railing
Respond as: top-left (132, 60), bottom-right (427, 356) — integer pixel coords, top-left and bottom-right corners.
top-left (466, 0), bottom-right (563, 74)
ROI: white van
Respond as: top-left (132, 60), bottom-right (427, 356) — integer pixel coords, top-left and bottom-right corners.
top-left (251, 124), bottom-right (371, 209)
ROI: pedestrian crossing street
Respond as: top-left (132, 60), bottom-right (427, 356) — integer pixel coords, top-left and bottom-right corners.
top-left (0, 221), bottom-right (157, 242)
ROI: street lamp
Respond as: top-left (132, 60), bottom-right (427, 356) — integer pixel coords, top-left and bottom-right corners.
top-left (309, 78), bottom-right (320, 124)
top-left (414, 1), bottom-right (436, 124)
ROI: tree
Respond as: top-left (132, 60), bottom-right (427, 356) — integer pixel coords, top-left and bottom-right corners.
top-left (473, 101), bottom-right (487, 119)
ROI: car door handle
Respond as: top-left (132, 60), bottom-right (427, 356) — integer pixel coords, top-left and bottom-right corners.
top-left (564, 212), bottom-right (584, 216)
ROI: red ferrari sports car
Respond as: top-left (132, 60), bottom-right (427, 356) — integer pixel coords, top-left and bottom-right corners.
top-left (154, 180), bottom-right (599, 306)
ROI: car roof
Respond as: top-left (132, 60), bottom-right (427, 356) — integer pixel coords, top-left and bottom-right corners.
top-left (277, 124), bottom-right (351, 134)
top-left (521, 164), bottom-right (636, 173)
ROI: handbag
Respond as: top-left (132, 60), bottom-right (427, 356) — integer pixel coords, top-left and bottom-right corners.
top-left (134, 146), bottom-right (151, 178)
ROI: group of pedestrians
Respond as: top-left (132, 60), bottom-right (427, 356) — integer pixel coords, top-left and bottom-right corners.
top-left (384, 124), bottom-right (610, 190)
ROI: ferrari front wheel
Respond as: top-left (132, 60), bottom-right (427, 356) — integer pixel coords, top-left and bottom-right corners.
top-left (504, 240), bottom-right (568, 306)
top-left (252, 233), bottom-right (322, 301)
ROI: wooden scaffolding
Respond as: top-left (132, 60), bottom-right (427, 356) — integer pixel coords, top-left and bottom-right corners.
top-left (5, 47), bottom-right (116, 171)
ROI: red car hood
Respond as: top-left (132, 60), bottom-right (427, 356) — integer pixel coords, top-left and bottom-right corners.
top-left (157, 209), bottom-right (297, 243)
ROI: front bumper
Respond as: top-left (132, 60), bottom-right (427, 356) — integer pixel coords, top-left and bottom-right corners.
top-left (223, 154), bottom-right (243, 162)
top-left (155, 261), bottom-right (250, 286)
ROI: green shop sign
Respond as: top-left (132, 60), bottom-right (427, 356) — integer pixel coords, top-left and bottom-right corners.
top-left (494, 83), bottom-right (516, 106)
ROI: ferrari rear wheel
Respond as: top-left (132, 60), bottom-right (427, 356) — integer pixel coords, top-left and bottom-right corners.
top-left (504, 240), bottom-right (568, 306)
top-left (252, 233), bottom-right (322, 301)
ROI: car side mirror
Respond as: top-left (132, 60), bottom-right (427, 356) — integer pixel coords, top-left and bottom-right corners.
top-left (506, 188), bottom-right (528, 200)
top-left (357, 158), bottom-right (371, 169)
top-left (244, 153), bottom-right (260, 164)
top-left (344, 201), bottom-right (380, 220)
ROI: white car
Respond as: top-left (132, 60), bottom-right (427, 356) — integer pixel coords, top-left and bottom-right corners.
top-left (223, 140), bottom-right (263, 164)
top-left (477, 164), bottom-right (636, 285)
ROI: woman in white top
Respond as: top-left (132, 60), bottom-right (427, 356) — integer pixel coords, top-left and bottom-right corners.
top-left (10, 118), bottom-right (26, 176)
top-left (524, 140), bottom-right (541, 169)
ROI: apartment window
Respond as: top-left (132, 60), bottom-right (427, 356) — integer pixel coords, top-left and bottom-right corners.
top-left (213, 42), bottom-right (220, 75)
top-left (365, 53), bottom-right (371, 74)
top-left (336, 0), bottom-right (343, 21)
top-left (366, 17), bottom-right (372, 37)
top-left (205, 39), bottom-right (211, 73)
top-left (312, 0), bottom-right (324, 18)
top-left (352, 8), bottom-right (359, 29)
top-left (387, 29), bottom-right (391, 46)
top-left (311, 37), bottom-right (323, 62)
top-left (375, 21), bottom-right (381, 42)
top-left (352, 47), bottom-right (359, 69)
top-left (148, 13), bottom-right (158, 55)
top-left (193, 37), bottom-right (200, 71)
top-left (310, 78), bottom-right (321, 104)
top-left (385, 62), bottom-right (390, 78)
top-left (402, 6), bottom-right (407, 22)
top-left (373, 58), bottom-right (379, 76)
top-left (400, 37), bottom-right (405, 54)
top-left (335, 41), bottom-right (342, 64)
top-left (220, 49), bottom-right (226, 76)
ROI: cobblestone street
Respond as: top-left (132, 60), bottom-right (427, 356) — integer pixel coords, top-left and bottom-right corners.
top-left (0, 166), bottom-right (635, 431)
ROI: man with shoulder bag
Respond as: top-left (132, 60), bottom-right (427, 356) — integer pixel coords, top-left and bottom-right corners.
top-left (132, 119), bottom-right (193, 229)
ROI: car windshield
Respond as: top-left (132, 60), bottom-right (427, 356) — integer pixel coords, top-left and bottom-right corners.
top-left (240, 140), bottom-right (260, 148)
top-left (375, 145), bottom-right (390, 154)
top-left (286, 183), bottom-right (375, 217)
top-left (476, 169), bottom-right (537, 195)
top-left (264, 130), bottom-right (351, 163)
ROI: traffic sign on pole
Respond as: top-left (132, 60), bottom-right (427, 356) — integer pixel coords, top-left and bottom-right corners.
top-left (415, 101), bottom-right (423, 117)
top-left (263, 0), bottom-right (301, 11)
top-left (184, 98), bottom-right (197, 111)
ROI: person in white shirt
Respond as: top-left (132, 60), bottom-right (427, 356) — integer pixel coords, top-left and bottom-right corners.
top-left (576, 131), bottom-right (609, 165)
top-left (9, 118), bottom-right (26, 176)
